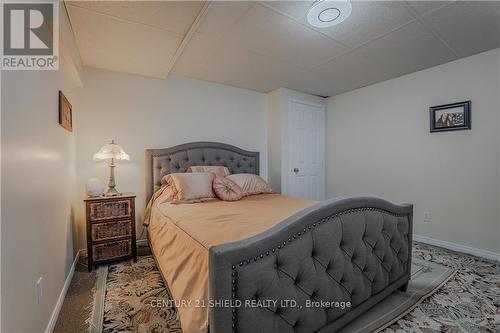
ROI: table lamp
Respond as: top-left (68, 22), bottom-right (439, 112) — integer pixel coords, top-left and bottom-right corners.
top-left (93, 140), bottom-right (130, 196)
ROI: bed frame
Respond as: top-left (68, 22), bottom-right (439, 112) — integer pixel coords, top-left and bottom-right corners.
top-left (145, 142), bottom-right (413, 333)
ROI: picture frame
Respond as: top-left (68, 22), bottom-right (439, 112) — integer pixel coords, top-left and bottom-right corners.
top-left (59, 90), bottom-right (73, 132)
top-left (430, 100), bottom-right (471, 133)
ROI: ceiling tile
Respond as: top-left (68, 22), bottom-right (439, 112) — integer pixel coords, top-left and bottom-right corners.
top-left (223, 4), bottom-right (349, 68)
top-left (421, 1), bottom-right (500, 57)
top-left (197, 1), bottom-right (255, 37)
top-left (278, 66), bottom-right (337, 97)
top-left (406, 1), bottom-right (454, 16)
top-left (67, 1), bottom-right (500, 97)
top-left (68, 4), bottom-right (182, 77)
top-left (264, 1), bottom-right (416, 48)
top-left (356, 20), bottom-right (457, 79)
top-left (172, 32), bottom-right (223, 75)
top-left (260, 1), bottom-right (314, 23)
top-left (312, 51), bottom-right (397, 96)
top-left (173, 41), bottom-right (284, 92)
top-left (79, 46), bottom-right (165, 79)
top-left (173, 34), bottom-right (334, 97)
top-left (69, 1), bottom-right (204, 35)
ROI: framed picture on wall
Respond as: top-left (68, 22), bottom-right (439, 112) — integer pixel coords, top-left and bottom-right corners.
top-left (59, 91), bottom-right (73, 132)
top-left (430, 101), bottom-right (471, 133)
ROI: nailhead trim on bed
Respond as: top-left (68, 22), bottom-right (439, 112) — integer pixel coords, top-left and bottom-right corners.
top-left (230, 207), bottom-right (410, 333)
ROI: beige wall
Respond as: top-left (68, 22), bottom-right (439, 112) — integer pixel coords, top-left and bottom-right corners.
top-left (327, 48), bottom-right (500, 253)
top-left (1, 3), bottom-right (82, 331)
top-left (74, 69), bottom-right (268, 250)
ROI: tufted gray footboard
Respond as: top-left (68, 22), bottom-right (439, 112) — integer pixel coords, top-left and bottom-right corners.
top-left (209, 197), bottom-right (413, 333)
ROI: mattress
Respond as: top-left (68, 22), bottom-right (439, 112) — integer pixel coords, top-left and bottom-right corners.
top-left (148, 193), bottom-right (315, 333)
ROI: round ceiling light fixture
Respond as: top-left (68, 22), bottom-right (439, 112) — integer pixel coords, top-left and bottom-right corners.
top-left (307, 1), bottom-right (352, 28)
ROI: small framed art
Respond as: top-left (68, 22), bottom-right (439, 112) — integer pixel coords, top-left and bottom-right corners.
top-left (59, 91), bottom-right (72, 132)
top-left (430, 101), bottom-right (470, 133)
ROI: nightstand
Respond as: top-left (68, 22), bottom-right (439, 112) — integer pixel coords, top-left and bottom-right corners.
top-left (84, 193), bottom-right (137, 271)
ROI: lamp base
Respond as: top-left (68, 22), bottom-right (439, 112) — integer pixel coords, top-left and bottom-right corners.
top-left (104, 160), bottom-right (121, 197)
top-left (104, 187), bottom-right (121, 197)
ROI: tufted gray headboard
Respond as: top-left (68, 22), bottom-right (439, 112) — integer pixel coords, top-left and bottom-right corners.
top-left (145, 142), bottom-right (259, 202)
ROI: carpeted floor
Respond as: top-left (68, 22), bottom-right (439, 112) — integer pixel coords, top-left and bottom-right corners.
top-left (54, 242), bottom-right (500, 333)
top-left (53, 243), bottom-right (152, 333)
top-left (53, 262), bottom-right (97, 333)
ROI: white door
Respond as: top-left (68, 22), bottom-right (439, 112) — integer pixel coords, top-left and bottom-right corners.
top-left (286, 100), bottom-right (325, 200)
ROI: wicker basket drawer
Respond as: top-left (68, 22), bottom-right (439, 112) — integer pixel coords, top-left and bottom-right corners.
top-left (91, 219), bottom-right (132, 242)
top-left (92, 239), bottom-right (131, 262)
top-left (89, 199), bottom-right (131, 221)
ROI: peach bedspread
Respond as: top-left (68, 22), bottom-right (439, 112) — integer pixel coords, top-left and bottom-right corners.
top-left (148, 193), bottom-right (315, 333)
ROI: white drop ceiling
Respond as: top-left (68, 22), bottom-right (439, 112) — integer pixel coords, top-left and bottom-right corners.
top-left (66, 1), bottom-right (500, 97)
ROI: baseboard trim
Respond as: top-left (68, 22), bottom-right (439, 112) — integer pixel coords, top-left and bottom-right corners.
top-left (414, 235), bottom-right (499, 262)
top-left (45, 249), bottom-right (82, 333)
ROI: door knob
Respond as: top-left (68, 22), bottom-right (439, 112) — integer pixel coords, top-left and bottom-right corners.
top-left (293, 168), bottom-right (299, 173)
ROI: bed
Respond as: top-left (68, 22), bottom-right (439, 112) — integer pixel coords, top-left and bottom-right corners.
top-left (145, 142), bottom-right (413, 333)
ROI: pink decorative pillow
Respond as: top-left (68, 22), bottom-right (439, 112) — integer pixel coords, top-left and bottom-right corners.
top-left (226, 174), bottom-right (275, 197)
top-left (167, 173), bottom-right (216, 204)
top-left (213, 177), bottom-right (243, 201)
top-left (187, 166), bottom-right (230, 178)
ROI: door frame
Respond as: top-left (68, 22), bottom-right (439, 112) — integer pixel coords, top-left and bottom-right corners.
top-left (282, 98), bottom-right (326, 200)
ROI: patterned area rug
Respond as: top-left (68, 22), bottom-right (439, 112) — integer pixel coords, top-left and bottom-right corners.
top-left (102, 257), bottom-right (181, 333)
top-left (383, 243), bottom-right (499, 333)
top-left (95, 243), bottom-right (499, 332)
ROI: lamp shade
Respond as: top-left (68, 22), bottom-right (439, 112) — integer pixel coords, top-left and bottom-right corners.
top-left (93, 140), bottom-right (130, 161)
